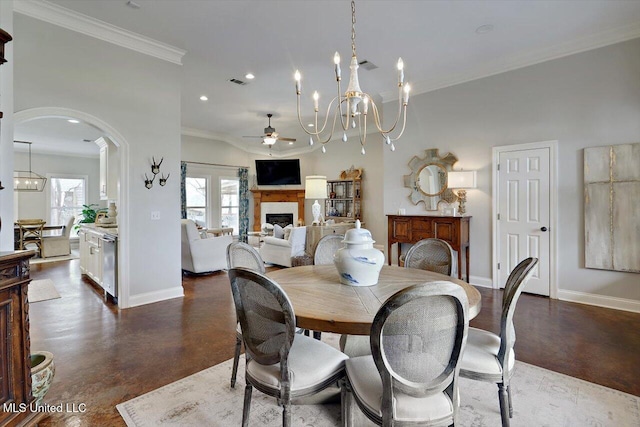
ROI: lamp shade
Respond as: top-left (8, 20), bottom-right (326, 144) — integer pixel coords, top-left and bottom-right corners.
top-left (448, 171), bottom-right (477, 189)
top-left (305, 175), bottom-right (328, 199)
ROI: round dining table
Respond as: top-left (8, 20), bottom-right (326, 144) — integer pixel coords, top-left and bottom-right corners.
top-left (267, 264), bottom-right (481, 336)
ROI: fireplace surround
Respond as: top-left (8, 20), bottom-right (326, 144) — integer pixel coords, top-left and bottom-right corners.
top-left (251, 189), bottom-right (305, 231)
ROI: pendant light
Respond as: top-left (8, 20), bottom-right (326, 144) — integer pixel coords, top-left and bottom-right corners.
top-left (14, 141), bottom-right (47, 192)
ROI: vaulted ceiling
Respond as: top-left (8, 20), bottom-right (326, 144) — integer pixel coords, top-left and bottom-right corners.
top-left (15, 0), bottom-right (640, 156)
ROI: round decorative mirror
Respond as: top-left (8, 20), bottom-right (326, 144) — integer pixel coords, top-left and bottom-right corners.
top-left (403, 149), bottom-right (458, 210)
top-left (417, 164), bottom-right (447, 196)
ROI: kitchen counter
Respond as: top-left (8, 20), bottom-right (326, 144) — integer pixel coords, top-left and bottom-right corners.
top-left (80, 223), bottom-right (118, 236)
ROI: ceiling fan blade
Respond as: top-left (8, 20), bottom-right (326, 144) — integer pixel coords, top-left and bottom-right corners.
top-left (242, 135), bottom-right (265, 138)
top-left (278, 137), bottom-right (296, 142)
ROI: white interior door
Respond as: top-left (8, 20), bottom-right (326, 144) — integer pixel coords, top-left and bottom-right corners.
top-left (496, 146), bottom-right (552, 296)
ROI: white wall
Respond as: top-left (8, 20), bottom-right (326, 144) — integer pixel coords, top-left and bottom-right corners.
top-left (0, 0), bottom-right (13, 250)
top-left (14, 15), bottom-right (183, 307)
top-left (14, 151), bottom-right (100, 220)
top-left (383, 38), bottom-right (640, 303)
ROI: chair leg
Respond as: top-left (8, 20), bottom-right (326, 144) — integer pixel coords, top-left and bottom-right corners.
top-left (340, 378), bottom-right (354, 427)
top-left (507, 384), bottom-right (513, 418)
top-left (231, 335), bottom-right (242, 388)
top-left (242, 383), bottom-right (252, 427)
top-left (497, 383), bottom-right (510, 427)
top-left (282, 403), bottom-right (291, 427)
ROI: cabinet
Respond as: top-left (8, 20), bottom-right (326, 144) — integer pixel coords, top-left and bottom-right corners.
top-left (305, 222), bottom-right (358, 255)
top-left (325, 179), bottom-right (362, 221)
top-left (387, 215), bottom-right (471, 282)
top-left (79, 228), bottom-right (103, 286)
top-left (0, 251), bottom-right (45, 426)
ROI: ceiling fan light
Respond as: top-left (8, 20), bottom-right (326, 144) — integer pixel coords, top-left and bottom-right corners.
top-left (263, 136), bottom-right (277, 146)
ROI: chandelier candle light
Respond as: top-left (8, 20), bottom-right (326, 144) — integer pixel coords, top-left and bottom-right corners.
top-left (294, 0), bottom-right (410, 155)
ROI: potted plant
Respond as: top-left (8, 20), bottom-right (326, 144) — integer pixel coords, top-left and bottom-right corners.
top-left (75, 204), bottom-right (105, 230)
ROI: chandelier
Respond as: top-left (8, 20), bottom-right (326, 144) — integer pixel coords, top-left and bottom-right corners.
top-left (294, 0), bottom-right (410, 155)
top-left (14, 141), bottom-right (47, 192)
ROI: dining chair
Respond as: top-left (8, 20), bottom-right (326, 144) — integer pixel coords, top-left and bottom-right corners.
top-left (16, 219), bottom-right (46, 255)
top-left (226, 242), bottom-right (266, 388)
top-left (458, 257), bottom-right (538, 427)
top-left (341, 281), bottom-right (469, 427)
top-left (404, 237), bottom-right (457, 277)
top-left (313, 234), bottom-right (344, 265)
top-left (41, 216), bottom-right (75, 258)
top-left (228, 267), bottom-right (348, 427)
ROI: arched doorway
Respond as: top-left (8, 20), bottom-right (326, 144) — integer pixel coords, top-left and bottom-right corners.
top-left (14, 107), bottom-right (131, 308)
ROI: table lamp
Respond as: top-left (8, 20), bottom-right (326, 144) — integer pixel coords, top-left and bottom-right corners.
top-left (305, 175), bottom-right (328, 225)
top-left (447, 170), bottom-right (477, 215)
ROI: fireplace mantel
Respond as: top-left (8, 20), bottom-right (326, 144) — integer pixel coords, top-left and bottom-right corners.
top-left (251, 189), bottom-right (305, 231)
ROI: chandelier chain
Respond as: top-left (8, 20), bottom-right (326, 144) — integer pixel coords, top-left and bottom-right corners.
top-left (351, 0), bottom-right (356, 57)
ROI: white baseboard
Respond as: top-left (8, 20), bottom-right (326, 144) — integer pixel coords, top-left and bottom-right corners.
top-left (127, 286), bottom-right (184, 308)
top-left (469, 276), bottom-right (493, 289)
top-left (558, 289), bottom-right (640, 314)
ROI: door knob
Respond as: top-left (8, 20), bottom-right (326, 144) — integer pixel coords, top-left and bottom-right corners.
top-left (540, 227), bottom-right (548, 232)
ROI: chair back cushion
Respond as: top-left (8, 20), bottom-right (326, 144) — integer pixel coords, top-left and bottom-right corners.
top-left (313, 234), bottom-right (344, 265)
top-left (63, 216), bottom-right (75, 238)
top-left (404, 238), bottom-right (456, 276)
top-left (371, 282), bottom-right (469, 400)
top-left (498, 257), bottom-right (539, 364)
top-left (181, 219), bottom-right (201, 242)
top-left (228, 268), bottom-right (296, 366)
top-left (227, 242), bottom-right (265, 273)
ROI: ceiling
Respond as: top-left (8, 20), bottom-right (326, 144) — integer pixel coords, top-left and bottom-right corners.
top-left (16, 0), bottom-right (640, 156)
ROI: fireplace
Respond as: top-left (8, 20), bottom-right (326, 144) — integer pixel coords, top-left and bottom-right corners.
top-left (266, 213), bottom-right (294, 228)
top-left (251, 189), bottom-right (306, 231)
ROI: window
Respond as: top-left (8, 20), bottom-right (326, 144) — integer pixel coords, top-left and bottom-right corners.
top-left (49, 175), bottom-right (87, 234)
top-left (220, 178), bottom-right (239, 234)
top-left (186, 177), bottom-right (208, 227)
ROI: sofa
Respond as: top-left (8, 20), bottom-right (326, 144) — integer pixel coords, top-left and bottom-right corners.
top-left (181, 219), bottom-right (233, 273)
top-left (260, 226), bottom-right (306, 267)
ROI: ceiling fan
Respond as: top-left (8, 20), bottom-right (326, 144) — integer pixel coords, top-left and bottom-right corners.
top-left (243, 114), bottom-right (296, 146)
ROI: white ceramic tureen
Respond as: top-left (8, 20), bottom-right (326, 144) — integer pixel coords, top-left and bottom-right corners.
top-left (334, 220), bottom-right (384, 287)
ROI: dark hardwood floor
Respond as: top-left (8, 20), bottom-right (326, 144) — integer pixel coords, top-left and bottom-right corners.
top-left (28, 259), bottom-right (640, 426)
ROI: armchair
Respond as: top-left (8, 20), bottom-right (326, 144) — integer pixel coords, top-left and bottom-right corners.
top-left (41, 216), bottom-right (75, 258)
top-left (260, 226), bottom-right (306, 267)
top-left (181, 219), bottom-right (233, 273)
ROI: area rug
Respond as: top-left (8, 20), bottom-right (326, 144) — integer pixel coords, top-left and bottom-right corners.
top-left (117, 335), bottom-right (640, 427)
top-left (28, 279), bottom-right (61, 303)
top-left (30, 250), bottom-right (79, 265)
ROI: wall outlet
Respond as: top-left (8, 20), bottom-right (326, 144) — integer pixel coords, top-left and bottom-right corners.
top-left (151, 211), bottom-right (161, 220)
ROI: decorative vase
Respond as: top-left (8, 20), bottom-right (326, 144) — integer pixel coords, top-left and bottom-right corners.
top-left (107, 202), bottom-right (117, 221)
top-left (334, 220), bottom-right (384, 287)
top-left (31, 351), bottom-right (55, 406)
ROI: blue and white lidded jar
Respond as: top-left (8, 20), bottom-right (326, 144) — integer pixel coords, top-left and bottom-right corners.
top-left (334, 220), bottom-right (384, 287)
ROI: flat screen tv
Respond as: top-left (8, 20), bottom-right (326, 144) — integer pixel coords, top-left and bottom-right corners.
top-left (255, 159), bottom-right (301, 185)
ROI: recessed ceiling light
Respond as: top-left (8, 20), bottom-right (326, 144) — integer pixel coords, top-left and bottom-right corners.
top-left (68, 119), bottom-right (80, 124)
top-left (245, 73), bottom-right (255, 80)
top-left (200, 95), bottom-right (208, 101)
top-left (288, 141), bottom-right (294, 145)
top-left (475, 24), bottom-right (494, 34)
top-left (307, 123), bottom-right (314, 127)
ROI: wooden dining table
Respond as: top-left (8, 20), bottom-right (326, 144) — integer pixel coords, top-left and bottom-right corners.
top-left (13, 223), bottom-right (64, 250)
top-left (267, 264), bottom-right (481, 336)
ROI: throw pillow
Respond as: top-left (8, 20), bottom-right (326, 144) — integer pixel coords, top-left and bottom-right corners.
top-left (273, 224), bottom-right (285, 239)
top-left (283, 225), bottom-right (293, 240)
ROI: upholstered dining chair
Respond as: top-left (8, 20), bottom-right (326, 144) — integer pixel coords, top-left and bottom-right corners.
top-left (459, 257), bottom-right (538, 427)
top-left (341, 281), bottom-right (469, 427)
top-left (228, 267), bottom-right (348, 427)
top-left (226, 242), bottom-right (266, 389)
top-left (404, 237), bottom-right (457, 277)
top-left (313, 234), bottom-right (344, 265)
top-left (41, 216), bottom-right (75, 258)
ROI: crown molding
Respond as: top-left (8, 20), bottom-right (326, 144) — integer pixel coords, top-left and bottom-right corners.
top-left (14, 0), bottom-right (186, 65)
top-left (381, 22), bottom-right (640, 102)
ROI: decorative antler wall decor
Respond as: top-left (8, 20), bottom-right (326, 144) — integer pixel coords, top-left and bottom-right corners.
top-left (144, 156), bottom-right (169, 189)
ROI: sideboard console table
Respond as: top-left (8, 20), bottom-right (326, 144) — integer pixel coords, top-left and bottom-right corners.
top-left (387, 215), bottom-right (471, 282)
top-left (0, 250), bottom-right (45, 426)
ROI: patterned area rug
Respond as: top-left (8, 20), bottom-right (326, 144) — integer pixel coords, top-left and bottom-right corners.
top-left (117, 334), bottom-right (639, 427)
top-left (28, 279), bottom-right (61, 303)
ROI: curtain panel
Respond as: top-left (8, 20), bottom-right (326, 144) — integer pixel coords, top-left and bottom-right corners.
top-left (238, 167), bottom-right (249, 243)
